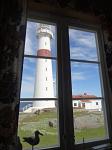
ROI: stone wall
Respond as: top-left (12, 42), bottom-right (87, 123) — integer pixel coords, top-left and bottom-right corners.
top-left (0, 0), bottom-right (26, 149)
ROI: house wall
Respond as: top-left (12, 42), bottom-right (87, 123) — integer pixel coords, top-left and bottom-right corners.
top-left (85, 100), bottom-right (102, 111)
top-left (73, 100), bottom-right (102, 111)
top-left (72, 100), bottom-right (79, 108)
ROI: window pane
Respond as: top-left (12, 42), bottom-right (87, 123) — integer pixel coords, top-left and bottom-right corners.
top-left (20, 58), bottom-right (36, 98)
top-left (71, 62), bottom-right (102, 97)
top-left (72, 99), bottom-right (107, 143)
top-left (69, 28), bottom-right (98, 61)
top-left (21, 58), bottom-right (57, 99)
top-left (24, 21), bottom-right (57, 58)
top-left (18, 101), bottom-right (59, 149)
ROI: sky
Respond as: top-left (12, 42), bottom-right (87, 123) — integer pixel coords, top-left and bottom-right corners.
top-left (20, 21), bottom-right (102, 99)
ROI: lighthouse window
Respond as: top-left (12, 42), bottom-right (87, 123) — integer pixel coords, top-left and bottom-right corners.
top-left (46, 87), bottom-right (48, 91)
top-left (46, 77), bottom-right (47, 81)
top-left (46, 68), bottom-right (47, 71)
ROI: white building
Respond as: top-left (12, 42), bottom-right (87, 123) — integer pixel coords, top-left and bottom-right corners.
top-left (72, 93), bottom-right (102, 111)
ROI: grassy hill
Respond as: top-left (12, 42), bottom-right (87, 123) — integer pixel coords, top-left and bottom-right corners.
top-left (18, 109), bottom-right (106, 149)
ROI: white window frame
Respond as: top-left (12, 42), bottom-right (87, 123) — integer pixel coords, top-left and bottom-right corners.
top-left (18, 10), bottom-right (112, 150)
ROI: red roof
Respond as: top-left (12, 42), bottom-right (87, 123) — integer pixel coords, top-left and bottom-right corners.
top-left (72, 93), bottom-right (97, 99)
top-left (72, 93), bottom-right (97, 103)
top-left (80, 100), bottom-right (92, 103)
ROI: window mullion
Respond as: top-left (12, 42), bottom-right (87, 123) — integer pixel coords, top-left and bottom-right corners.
top-left (57, 22), bottom-right (65, 150)
top-left (61, 22), bottom-right (74, 150)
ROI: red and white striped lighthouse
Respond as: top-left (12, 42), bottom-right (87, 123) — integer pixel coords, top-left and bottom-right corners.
top-left (33, 24), bottom-right (55, 109)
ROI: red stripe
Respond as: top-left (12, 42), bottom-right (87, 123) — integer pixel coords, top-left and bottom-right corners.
top-left (37, 49), bottom-right (51, 57)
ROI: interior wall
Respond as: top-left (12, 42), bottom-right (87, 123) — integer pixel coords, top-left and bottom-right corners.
top-left (0, 0), bottom-right (112, 149)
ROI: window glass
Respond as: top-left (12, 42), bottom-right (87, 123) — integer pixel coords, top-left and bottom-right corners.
top-left (24, 21), bottom-right (57, 58)
top-left (18, 19), bottom-right (109, 149)
top-left (71, 62), bottom-right (102, 97)
top-left (18, 21), bottom-right (59, 149)
top-left (21, 58), bottom-right (57, 98)
top-left (73, 99), bottom-right (106, 143)
top-left (18, 101), bottom-right (59, 149)
top-left (69, 29), bottom-right (98, 61)
top-left (69, 27), bottom-right (107, 143)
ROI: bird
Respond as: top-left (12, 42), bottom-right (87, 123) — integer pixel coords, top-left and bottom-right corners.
top-left (23, 130), bottom-right (43, 150)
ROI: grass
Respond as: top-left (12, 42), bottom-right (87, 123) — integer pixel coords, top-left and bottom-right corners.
top-left (18, 110), bottom-right (106, 149)
top-left (75, 127), bottom-right (106, 143)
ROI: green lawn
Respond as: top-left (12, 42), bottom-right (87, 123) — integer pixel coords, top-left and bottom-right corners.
top-left (75, 127), bottom-right (106, 143)
top-left (18, 110), bottom-right (106, 149)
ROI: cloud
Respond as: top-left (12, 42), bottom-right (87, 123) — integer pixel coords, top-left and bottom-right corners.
top-left (21, 76), bottom-right (34, 98)
top-left (69, 29), bottom-right (96, 48)
top-left (71, 61), bottom-right (99, 71)
top-left (24, 33), bottom-right (33, 55)
top-left (24, 22), bottom-right (37, 55)
top-left (69, 29), bottom-right (98, 61)
top-left (70, 46), bottom-right (97, 60)
top-left (24, 76), bottom-right (34, 82)
top-left (71, 72), bottom-right (86, 80)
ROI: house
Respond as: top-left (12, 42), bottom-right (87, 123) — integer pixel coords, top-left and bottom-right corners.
top-left (72, 93), bottom-right (102, 111)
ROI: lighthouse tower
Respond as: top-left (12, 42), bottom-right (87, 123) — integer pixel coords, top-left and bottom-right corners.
top-left (33, 24), bottom-right (55, 110)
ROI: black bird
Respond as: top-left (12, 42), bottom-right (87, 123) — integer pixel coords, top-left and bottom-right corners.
top-left (23, 130), bottom-right (43, 150)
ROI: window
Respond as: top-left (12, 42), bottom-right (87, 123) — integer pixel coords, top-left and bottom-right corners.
top-left (18, 14), bottom-right (111, 150)
top-left (45, 42), bottom-right (46, 46)
top-left (18, 21), bottom-right (58, 149)
top-left (96, 102), bottom-right (98, 105)
top-left (69, 27), bottom-right (107, 143)
top-left (74, 103), bottom-right (77, 106)
top-left (82, 103), bottom-right (85, 108)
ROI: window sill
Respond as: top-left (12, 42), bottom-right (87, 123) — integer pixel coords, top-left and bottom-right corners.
top-left (91, 143), bottom-right (112, 150)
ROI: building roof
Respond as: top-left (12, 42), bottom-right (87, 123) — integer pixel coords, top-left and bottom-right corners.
top-left (72, 93), bottom-right (97, 103)
top-left (72, 93), bottom-right (97, 99)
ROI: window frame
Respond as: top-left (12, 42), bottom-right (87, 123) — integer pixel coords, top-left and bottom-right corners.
top-left (18, 11), bottom-right (112, 150)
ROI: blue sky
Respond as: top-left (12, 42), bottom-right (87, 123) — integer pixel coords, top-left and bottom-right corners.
top-left (20, 21), bottom-right (102, 98)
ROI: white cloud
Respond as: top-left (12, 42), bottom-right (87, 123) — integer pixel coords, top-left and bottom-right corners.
top-left (69, 29), bottom-right (98, 61)
top-left (24, 76), bottom-right (34, 82)
top-left (24, 34), bottom-right (33, 55)
top-left (71, 61), bottom-right (99, 70)
top-left (21, 76), bottom-right (34, 98)
top-left (70, 46), bottom-right (98, 60)
top-left (69, 29), bottom-right (96, 48)
top-left (71, 72), bottom-right (86, 80)
top-left (24, 22), bottom-right (37, 55)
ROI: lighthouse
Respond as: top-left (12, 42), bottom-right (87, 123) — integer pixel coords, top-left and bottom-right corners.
top-left (33, 24), bottom-right (55, 110)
